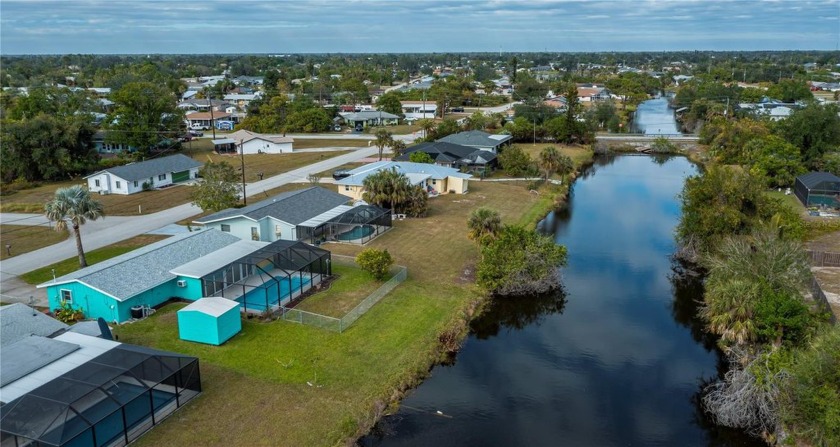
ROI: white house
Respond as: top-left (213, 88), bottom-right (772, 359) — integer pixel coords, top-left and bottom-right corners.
top-left (85, 154), bottom-right (202, 195)
top-left (400, 101), bottom-right (437, 121)
top-left (227, 129), bottom-right (294, 154)
top-left (193, 187), bottom-right (351, 242)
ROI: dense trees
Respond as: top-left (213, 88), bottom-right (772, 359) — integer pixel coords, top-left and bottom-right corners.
top-left (772, 103), bottom-right (840, 166)
top-left (376, 92), bottom-right (403, 117)
top-left (476, 225), bottom-right (567, 296)
top-left (44, 185), bottom-right (104, 268)
top-left (498, 146), bottom-right (535, 177)
top-left (191, 161), bottom-right (241, 212)
top-left (107, 81), bottom-right (182, 155)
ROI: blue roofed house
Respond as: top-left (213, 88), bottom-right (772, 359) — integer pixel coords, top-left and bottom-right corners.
top-left (85, 154), bottom-right (202, 195)
top-left (37, 229), bottom-right (333, 322)
top-left (335, 161), bottom-right (472, 201)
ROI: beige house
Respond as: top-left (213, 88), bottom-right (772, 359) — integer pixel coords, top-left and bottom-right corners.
top-left (336, 161), bottom-right (472, 200)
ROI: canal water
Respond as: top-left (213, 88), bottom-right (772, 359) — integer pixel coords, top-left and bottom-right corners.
top-left (633, 96), bottom-right (681, 135)
top-left (360, 155), bottom-right (763, 446)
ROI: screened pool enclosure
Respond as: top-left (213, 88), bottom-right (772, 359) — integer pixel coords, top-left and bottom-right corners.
top-left (298, 205), bottom-right (391, 245)
top-left (0, 345), bottom-right (200, 447)
top-left (201, 240), bottom-right (331, 313)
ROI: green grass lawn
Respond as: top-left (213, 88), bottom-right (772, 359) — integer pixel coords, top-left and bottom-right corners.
top-left (290, 139), bottom-right (371, 149)
top-left (0, 224), bottom-right (69, 261)
top-left (294, 263), bottom-right (388, 318)
top-left (20, 235), bottom-right (169, 284)
top-left (109, 179), bottom-right (590, 446)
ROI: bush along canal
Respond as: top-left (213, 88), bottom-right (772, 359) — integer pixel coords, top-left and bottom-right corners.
top-left (360, 155), bottom-right (764, 446)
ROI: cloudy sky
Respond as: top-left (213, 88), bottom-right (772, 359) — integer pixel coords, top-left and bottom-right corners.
top-left (1, 0), bottom-right (838, 54)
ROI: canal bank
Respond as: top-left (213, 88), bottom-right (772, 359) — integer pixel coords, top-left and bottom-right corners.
top-left (360, 155), bottom-right (763, 446)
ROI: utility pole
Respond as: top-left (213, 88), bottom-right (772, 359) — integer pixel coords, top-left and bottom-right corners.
top-left (239, 141), bottom-right (246, 205)
top-left (208, 89), bottom-right (216, 139)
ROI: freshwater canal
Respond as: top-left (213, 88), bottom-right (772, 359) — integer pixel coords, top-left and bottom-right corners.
top-left (633, 95), bottom-right (682, 135)
top-left (361, 155), bottom-right (763, 446)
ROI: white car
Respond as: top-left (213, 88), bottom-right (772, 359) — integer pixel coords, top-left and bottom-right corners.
top-left (190, 123), bottom-right (210, 131)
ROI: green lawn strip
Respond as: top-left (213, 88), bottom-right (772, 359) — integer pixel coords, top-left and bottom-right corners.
top-left (20, 235), bottom-right (169, 285)
top-left (291, 139), bottom-right (371, 149)
top-left (114, 280), bottom-right (468, 446)
top-left (293, 264), bottom-right (384, 317)
top-left (0, 224), bottom-right (69, 261)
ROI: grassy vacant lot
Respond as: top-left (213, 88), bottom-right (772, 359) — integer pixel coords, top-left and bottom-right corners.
top-left (114, 181), bottom-right (549, 447)
top-left (20, 234), bottom-right (169, 285)
top-left (294, 263), bottom-right (387, 318)
top-left (518, 143), bottom-right (595, 169)
top-left (187, 146), bottom-right (352, 183)
top-left (0, 224), bottom-right (69, 260)
top-left (365, 124), bottom-right (420, 135)
top-left (292, 139), bottom-right (371, 149)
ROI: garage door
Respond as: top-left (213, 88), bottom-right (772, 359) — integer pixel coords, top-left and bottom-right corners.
top-left (172, 170), bottom-right (190, 183)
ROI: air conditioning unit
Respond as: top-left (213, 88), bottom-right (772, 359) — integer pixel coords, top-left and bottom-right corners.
top-left (176, 280), bottom-right (187, 288)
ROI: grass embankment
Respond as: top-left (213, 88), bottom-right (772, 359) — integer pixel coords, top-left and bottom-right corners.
top-left (294, 263), bottom-right (387, 318)
top-left (0, 224), bottom-right (69, 260)
top-left (112, 180), bottom-right (557, 447)
top-left (20, 235), bottom-right (169, 285)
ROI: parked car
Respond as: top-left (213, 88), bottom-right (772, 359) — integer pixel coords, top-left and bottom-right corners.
top-left (354, 124), bottom-right (364, 132)
top-left (177, 134), bottom-right (193, 142)
top-left (188, 129), bottom-right (204, 137)
top-left (334, 125), bottom-right (342, 132)
top-left (190, 123), bottom-right (210, 131)
top-left (332, 169), bottom-right (352, 180)
top-left (450, 107), bottom-right (465, 113)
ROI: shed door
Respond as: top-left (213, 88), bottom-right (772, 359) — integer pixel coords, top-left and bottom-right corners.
top-left (172, 170), bottom-right (190, 183)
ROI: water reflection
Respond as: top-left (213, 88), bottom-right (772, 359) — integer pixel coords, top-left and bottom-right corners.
top-left (634, 96), bottom-right (681, 135)
top-left (361, 156), bottom-right (763, 447)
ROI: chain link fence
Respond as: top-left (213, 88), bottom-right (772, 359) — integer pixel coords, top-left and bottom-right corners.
top-left (281, 255), bottom-right (407, 333)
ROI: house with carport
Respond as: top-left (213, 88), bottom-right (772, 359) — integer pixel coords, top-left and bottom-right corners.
top-left (37, 229), bottom-right (333, 321)
top-left (336, 161), bottom-right (472, 201)
top-left (85, 154), bottom-right (202, 195)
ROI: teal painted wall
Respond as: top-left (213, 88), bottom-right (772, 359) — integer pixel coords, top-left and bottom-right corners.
top-left (176, 276), bottom-right (205, 300)
top-left (178, 306), bottom-right (241, 345)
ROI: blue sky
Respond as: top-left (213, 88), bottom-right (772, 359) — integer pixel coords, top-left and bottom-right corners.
top-left (1, 0), bottom-right (838, 54)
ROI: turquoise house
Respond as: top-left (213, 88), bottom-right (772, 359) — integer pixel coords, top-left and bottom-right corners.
top-left (37, 229), bottom-right (333, 323)
top-left (177, 298), bottom-right (242, 345)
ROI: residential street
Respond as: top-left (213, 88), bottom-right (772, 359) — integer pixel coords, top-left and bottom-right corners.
top-left (0, 146), bottom-right (381, 304)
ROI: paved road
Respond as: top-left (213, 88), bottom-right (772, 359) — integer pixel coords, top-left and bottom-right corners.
top-left (0, 146), bottom-right (380, 303)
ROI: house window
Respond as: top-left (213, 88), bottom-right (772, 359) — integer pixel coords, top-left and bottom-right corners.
top-left (251, 227), bottom-right (259, 241)
top-left (60, 289), bottom-right (73, 304)
top-left (133, 180), bottom-right (138, 188)
top-left (432, 180), bottom-right (437, 185)
top-left (221, 224), bottom-right (231, 232)
top-left (158, 174), bottom-right (166, 181)
top-left (116, 181), bottom-right (121, 189)
top-left (275, 225), bottom-right (282, 238)
top-left (94, 179), bottom-right (100, 187)
top-left (345, 185), bottom-right (351, 191)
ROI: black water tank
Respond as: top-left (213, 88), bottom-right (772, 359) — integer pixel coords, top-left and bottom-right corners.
top-left (130, 305), bottom-right (144, 319)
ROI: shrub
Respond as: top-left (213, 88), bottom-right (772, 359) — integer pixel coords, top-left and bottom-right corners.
top-left (53, 301), bottom-right (84, 323)
top-left (477, 225), bottom-right (567, 296)
top-left (355, 248), bottom-right (394, 280)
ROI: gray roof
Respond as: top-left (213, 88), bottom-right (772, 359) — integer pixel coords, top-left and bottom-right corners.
top-left (396, 142), bottom-right (497, 165)
top-left (194, 186), bottom-right (350, 225)
top-left (0, 336), bottom-right (79, 387)
top-left (796, 172), bottom-right (840, 189)
top-left (342, 111), bottom-right (400, 121)
top-left (0, 304), bottom-right (68, 347)
top-left (38, 230), bottom-right (241, 300)
top-left (437, 130), bottom-right (512, 149)
top-left (85, 154), bottom-right (202, 182)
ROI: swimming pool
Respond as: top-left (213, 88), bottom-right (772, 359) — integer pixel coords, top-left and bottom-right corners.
top-left (335, 225), bottom-right (376, 241)
top-left (237, 275), bottom-right (311, 311)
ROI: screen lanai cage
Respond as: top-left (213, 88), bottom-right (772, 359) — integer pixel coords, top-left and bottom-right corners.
top-left (298, 205), bottom-right (392, 245)
top-left (201, 240), bottom-right (331, 313)
top-left (0, 345), bottom-right (200, 447)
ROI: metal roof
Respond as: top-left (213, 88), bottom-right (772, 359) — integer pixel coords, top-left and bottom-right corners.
top-left (194, 187), bottom-right (350, 225)
top-left (0, 337), bottom-right (79, 388)
top-left (170, 239), bottom-right (269, 279)
top-left (796, 172), bottom-right (840, 189)
top-left (84, 154), bottom-right (202, 182)
top-left (211, 138), bottom-right (236, 145)
top-left (298, 205), bottom-right (354, 228)
top-left (37, 230), bottom-right (242, 300)
top-left (178, 298), bottom-right (240, 317)
top-left (0, 304), bottom-right (68, 347)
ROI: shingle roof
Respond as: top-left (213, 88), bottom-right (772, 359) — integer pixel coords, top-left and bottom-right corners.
top-left (336, 161), bottom-right (472, 186)
top-left (395, 142), bottom-right (497, 165)
top-left (796, 172), bottom-right (840, 189)
top-left (85, 154), bottom-right (202, 182)
top-left (342, 111), bottom-right (400, 121)
top-left (0, 304), bottom-right (68, 347)
top-left (37, 230), bottom-right (241, 300)
top-left (193, 186), bottom-right (351, 225)
top-left (437, 131), bottom-right (512, 149)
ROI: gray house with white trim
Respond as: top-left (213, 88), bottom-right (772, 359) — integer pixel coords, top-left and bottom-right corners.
top-left (85, 154), bottom-right (202, 195)
top-left (193, 187), bottom-right (351, 242)
top-left (437, 130), bottom-right (513, 153)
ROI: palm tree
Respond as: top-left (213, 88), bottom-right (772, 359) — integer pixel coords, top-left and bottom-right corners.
top-left (390, 139), bottom-right (407, 160)
top-left (467, 207), bottom-right (502, 243)
top-left (418, 119), bottom-right (436, 140)
top-left (374, 129), bottom-right (394, 161)
top-left (539, 146), bottom-right (561, 180)
top-left (45, 185), bottom-right (105, 268)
